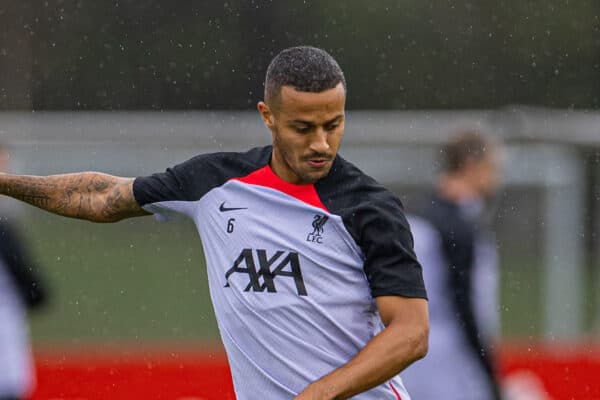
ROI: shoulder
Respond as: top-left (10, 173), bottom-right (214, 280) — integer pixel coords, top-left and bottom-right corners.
top-left (134, 146), bottom-right (271, 205)
top-left (418, 194), bottom-right (474, 241)
top-left (316, 155), bottom-right (403, 218)
top-left (172, 146), bottom-right (271, 176)
top-left (317, 156), bottom-right (411, 250)
top-left (318, 158), bottom-right (426, 299)
top-left (415, 196), bottom-right (476, 266)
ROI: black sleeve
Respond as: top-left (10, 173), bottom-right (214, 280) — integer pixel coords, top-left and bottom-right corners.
top-left (355, 196), bottom-right (427, 298)
top-left (0, 220), bottom-right (47, 310)
top-left (133, 154), bottom-right (206, 206)
top-left (316, 157), bottom-right (427, 299)
top-left (426, 201), bottom-right (501, 400)
top-left (133, 147), bottom-right (272, 207)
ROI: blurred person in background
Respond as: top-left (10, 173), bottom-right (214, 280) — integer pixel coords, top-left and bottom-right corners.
top-left (0, 144), bottom-right (48, 400)
top-left (402, 131), bottom-right (503, 400)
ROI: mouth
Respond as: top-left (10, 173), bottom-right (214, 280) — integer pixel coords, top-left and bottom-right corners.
top-left (307, 159), bottom-right (329, 168)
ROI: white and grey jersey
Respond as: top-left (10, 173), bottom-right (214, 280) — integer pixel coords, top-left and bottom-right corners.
top-left (133, 145), bottom-right (426, 400)
top-left (0, 220), bottom-right (43, 398)
top-left (401, 195), bottom-right (500, 400)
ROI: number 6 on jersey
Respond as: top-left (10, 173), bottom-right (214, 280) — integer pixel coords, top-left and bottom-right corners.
top-left (227, 218), bottom-right (235, 233)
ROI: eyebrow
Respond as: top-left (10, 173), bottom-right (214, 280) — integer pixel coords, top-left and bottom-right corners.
top-left (289, 115), bottom-right (344, 127)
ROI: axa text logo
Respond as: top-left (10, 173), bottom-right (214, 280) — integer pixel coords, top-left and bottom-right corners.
top-left (224, 248), bottom-right (307, 296)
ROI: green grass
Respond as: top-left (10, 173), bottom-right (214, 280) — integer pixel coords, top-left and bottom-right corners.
top-left (499, 256), bottom-right (544, 337)
top-left (24, 210), bottom-right (219, 344)
top-left (499, 253), bottom-right (599, 338)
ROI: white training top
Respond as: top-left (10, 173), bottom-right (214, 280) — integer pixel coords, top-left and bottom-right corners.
top-left (402, 206), bottom-right (499, 400)
top-left (134, 146), bottom-right (426, 399)
top-left (0, 257), bottom-right (33, 397)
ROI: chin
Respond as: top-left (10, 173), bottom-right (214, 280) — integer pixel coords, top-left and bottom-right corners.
top-left (293, 164), bottom-right (332, 184)
top-left (308, 171), bottom-right (330, 183)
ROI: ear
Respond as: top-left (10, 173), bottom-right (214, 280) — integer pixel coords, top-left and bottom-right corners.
top-left (257, 101), bottom-right (275, 129)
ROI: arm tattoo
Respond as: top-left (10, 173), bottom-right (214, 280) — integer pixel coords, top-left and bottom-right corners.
top-left (101, 178), bottom-right (141, 221)
top-left (14, 194), bottom-right (50, 208)
top-left (0, 172), bottom-right (148, 222)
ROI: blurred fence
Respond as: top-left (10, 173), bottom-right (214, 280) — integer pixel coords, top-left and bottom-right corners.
top-left (1, 107), bottom-right (599, 342)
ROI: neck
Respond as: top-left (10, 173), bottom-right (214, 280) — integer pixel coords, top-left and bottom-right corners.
top-left (437, 174), bottom-right (480, 204)
top-left (270, 147), bottom-right (299, 184)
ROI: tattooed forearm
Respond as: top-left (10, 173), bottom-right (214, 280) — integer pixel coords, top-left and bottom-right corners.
top-left (13, 193), bottom-right (51, 208)
top-left (0, 172), bottom-right (149, 222)
top-left (99, 177), bottom-right (142, 221)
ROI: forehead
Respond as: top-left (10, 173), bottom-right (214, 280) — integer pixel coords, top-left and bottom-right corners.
top-left (473, 149), bottom-right (500, 171)
top-left (277, 83), bottom-right (346, 120)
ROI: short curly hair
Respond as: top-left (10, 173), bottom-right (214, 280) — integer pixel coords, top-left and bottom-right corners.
top-left (264, 46), bottom-right (346, 108)
top-left (442, 130), bottom-right (497, 173)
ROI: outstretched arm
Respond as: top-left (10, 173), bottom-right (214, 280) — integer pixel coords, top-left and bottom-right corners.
top-left (0, 172), bottom-right (149, 222)
top-left (294, 296), bottom-right (429, 400)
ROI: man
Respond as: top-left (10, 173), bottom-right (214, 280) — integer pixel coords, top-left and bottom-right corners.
top-left (0, 46), bottom-right (428, 399)
top-left (0, 145), bottom-right (48, 400)
top-left (402, 131), bottom-right (502, 400)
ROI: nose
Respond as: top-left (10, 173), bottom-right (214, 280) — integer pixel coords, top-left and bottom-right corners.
top-left (309, 128), bottom-right (330, 154)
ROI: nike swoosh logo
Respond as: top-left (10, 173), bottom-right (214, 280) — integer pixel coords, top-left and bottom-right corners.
top-left (219, 202), bottom-right (248, 212)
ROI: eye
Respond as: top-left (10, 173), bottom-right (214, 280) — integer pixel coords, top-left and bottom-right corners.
top-left (325, 122), bottom-right (340, 131)
top-left (294, 126), bottom-right (311, 133)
